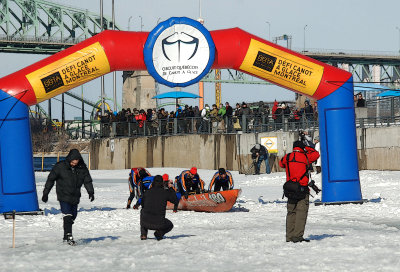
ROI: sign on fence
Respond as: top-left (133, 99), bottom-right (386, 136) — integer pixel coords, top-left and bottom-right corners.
top-left (261, 136), bottom-right (278, 153)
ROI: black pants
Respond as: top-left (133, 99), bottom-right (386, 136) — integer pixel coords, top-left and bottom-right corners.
top-left (60, 201), bottom-right (78, 237)
top-left (141, 219), bottom-right (173, 237)
top-left (127, 192), bottom-right (135, 206)
top-left (177, 180), bottom-right (201, 195)
top-left (214, 181), bottom-right (229, 192)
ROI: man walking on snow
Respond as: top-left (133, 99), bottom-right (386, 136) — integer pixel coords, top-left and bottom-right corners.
top-left (42, 149), bottom-right (94, 245)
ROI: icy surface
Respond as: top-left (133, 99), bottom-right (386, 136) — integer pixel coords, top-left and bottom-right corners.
top-left (1, 169), bottom-right (400, 271)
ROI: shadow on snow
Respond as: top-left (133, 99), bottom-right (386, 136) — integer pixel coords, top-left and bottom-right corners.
top-left (307, 234), bottom-right (344, 241)
top-left (78, 236), bottom-right (120, 244)
top-left (44, 206), bottom-right (118, 215)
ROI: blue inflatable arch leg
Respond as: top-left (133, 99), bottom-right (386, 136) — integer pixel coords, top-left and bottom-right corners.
top-left (317, 77), bottom-right (363, 203)
top-left (0, 90), bottom-right (39, 213)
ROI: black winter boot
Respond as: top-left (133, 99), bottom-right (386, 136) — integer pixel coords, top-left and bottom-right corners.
top-left (63, 215), bottom-right (75, 245)
top-left (63, 233), bottom-right (76, 246)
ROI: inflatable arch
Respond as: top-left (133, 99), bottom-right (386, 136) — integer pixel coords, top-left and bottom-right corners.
top-left (0, 17), bottom-right (362, 213)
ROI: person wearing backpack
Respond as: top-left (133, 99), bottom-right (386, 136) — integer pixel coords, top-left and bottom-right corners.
top-left (279, 140), bottom-right (319, 243)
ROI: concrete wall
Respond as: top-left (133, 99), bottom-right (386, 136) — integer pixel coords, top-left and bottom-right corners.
top-left (357, 126), bottom-right (400, 170)
top-left (89, 126), bottom-right (400, 171)
top-left (90, 134), bottom-right (240, 171)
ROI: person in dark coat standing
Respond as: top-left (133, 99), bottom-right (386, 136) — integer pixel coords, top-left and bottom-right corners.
top-left (140, 175), bottom-right (179, 241)
top-left (279, 141), bottom-right (319, 243)
top-left (42, 149), bottom-right (94, 245)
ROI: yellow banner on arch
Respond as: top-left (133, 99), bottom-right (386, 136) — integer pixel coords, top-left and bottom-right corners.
top-left (26, 42), bottom-right (110, 103)
top-left (239, 39), bottom-right (324, 96)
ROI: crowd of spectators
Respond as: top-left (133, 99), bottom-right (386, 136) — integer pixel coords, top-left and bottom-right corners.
top-left (97, 100), bottom-right (319, 137)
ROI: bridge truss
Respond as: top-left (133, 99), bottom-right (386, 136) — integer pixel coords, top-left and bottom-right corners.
top-left (201, 50), bottom-right (400, 90)
top-left (0, 0), bottom-right (119, 54)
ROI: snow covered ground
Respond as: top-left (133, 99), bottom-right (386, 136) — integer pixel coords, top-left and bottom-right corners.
top-left (1, 169), bottom-right (399, 272)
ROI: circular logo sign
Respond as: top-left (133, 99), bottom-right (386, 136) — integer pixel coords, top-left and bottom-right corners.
top-left (144, 17), bottom-right (215, 87)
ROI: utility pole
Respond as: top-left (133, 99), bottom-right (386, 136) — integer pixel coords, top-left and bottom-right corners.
top-left (139, 15), bottom-right (143, 31)
top-left (112, 0), bottom-right (117, 113)
top-left (396, 26), bottom-right (400, 54)
top-left (303, 24), bottom-right (308, 52)
top-left (266, 21), bottom-right (271, 40)
top-left (81, 86), bottom-right (85, 139)
top-left (215, 69), bottom-right (221, 106)
top-left (100, 0), bottom-right (105, 115)
top-left (128, 16), bottom-right (133, 31)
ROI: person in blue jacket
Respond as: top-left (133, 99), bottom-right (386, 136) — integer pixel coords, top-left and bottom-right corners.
top-left (133, 176), bottom-right (155, 209)
top-left (175, 167), bottom-right (205, 198)
top-left (127, 167), bottom-right (150, 209)
top-left (208, 168), bottom-right (234, 192)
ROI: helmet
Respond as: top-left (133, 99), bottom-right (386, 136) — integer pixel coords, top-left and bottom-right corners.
top-left (190, 167), bottom-right (197, 175)
top-left (139, 169), bottom-right (148, 178)
top-left (162, 174), bottom-right (169, 182)
top-left (293, 140), bottom-right (305, 150)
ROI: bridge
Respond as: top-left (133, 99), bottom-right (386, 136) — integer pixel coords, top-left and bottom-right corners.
top-left (0, 0), bottom-right (119, 54)
top-left (201, 49), bottom-right (400, 87)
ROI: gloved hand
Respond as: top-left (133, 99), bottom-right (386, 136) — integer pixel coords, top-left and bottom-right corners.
top-left (173, 209), bottom-right (177, 213)
top-left (42, 194), bottom-right (48, 203)
top-left (89, 194), bottom-right (95, 202)
top-left (184, 193), bottom-right (189, 200)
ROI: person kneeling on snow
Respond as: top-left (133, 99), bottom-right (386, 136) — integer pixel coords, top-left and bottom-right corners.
top-left (175, 167), bottom-right (205, 198)
top-left (208, 168), bottom-right (234, 192)
top-left (127, 167), bottom-right (150, 209)
top-left (42, 149), bottom-right (94, 246)
top-left (140, 175), bottom-right (179, 241)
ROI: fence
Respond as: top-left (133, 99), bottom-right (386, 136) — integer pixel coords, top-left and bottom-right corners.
top-left (98, 114), bottom-right (319, 138)
top-left (29, 97), bottom-right (400, 139)
top-left (33, 153), bottom-right (90, 171)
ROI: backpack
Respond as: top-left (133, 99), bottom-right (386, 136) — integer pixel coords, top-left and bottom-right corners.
top-left (283, 180), bottom-right (307, 200)
top-left (282, 153), bottom-right (309, 201)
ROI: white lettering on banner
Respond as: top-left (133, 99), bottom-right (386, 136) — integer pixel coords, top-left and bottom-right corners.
top-left (152, 24), bottom-right (210, 84)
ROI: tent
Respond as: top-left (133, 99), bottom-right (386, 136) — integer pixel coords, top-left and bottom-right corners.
top-left (152, 91), bottom-right (202, 106)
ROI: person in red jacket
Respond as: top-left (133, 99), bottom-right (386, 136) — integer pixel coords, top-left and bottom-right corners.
top-left (279, 140), bottom-right (319, 243)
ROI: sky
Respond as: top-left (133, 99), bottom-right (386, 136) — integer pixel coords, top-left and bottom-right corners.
top-left (1, 0), bottom-right (400, 119)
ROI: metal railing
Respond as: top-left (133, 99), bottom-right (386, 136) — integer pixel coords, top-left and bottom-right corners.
top-left (0, 34), bottom-right (85, 45)
top-left (98, 114), bottom-right (319, 138)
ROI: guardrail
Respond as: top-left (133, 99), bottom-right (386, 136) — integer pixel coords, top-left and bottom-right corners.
top-left (98, 114), bottom-right (319, 138)
top-left (0, 34), bottom-right (85, 45)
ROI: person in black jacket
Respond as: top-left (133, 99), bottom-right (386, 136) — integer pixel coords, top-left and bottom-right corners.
top-left (250, 144), bottom-right (271, 175)
top-left (140, 175), bottom-right (179, 241)
top-left (42, 149), bottom-right (94, 245)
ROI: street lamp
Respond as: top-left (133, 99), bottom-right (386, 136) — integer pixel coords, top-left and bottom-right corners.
top-left (396, 26), bottom-right (400, 54)
top-left (303, 24), bottom-right (308, 52)
top-left (128, 16), bottom-right (133, 31)
top-left (266, 21), bottom-right (271, 40)
top-left (139, 15), bottom-right (143, 31)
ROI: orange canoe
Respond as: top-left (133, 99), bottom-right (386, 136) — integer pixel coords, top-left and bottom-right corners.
top-left (167, 189), bottom-right (242, 212)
